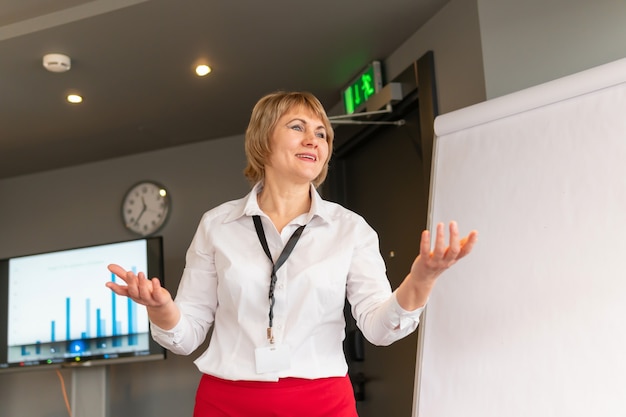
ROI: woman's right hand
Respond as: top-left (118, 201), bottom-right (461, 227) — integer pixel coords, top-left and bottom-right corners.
top-left (106, 263), bottom-right (181, 330)
top-left (106, 263), bottom-right (173, 308)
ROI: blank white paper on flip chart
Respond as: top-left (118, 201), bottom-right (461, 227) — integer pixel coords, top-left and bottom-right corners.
top-left (414, 58), bottom-right (626, 417)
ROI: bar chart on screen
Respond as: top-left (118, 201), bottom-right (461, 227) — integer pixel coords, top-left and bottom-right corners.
top-left (7, 240), bottom-right (150, 364)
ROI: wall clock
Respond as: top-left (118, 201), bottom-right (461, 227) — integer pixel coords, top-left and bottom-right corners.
top-left (121, 180), bottom-right (171, 236)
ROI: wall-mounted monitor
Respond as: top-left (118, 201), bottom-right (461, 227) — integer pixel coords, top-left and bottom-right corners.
top-left (0, 237), bottom-right (166, 373)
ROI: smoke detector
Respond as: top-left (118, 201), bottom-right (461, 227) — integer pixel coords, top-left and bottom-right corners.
top-left (43, 53), bottom-right (71, 73)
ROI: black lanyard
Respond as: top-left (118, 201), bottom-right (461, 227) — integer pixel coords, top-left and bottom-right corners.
top-left (253, 215), bottom-right (306, 344)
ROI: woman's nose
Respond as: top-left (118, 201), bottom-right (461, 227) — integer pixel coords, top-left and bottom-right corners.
top-left (303, 132), bottom-right (318, 147)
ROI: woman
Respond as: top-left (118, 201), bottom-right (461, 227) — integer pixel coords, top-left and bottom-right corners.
top-left (107, 91), bottom-right (478, 416)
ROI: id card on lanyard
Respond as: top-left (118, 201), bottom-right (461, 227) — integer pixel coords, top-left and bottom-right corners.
top-left (252, 215), bottom-right (306, 374)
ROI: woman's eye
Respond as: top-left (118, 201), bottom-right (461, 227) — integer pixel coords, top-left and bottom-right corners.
top-left (316, 132), bottom-right (326, 139)
top-left (289, 124), bottom-right (303, 131)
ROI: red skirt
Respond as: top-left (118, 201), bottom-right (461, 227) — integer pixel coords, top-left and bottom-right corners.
top-left (193, 373), bottom-right (358, 417)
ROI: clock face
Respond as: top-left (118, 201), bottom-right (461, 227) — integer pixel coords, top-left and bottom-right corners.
top-left (122, 181), bottom-right (171, 236)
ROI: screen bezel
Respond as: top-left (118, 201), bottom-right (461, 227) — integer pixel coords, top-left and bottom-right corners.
top-left (0, 236), bottom-right (166, 373)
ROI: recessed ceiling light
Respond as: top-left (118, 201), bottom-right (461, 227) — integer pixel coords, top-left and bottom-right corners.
top-left (195, 64), bottom-right (211, 77)
top-left (67, 94), bottom-right (83, 104)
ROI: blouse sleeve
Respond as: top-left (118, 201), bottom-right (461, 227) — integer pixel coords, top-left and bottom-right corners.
top-left (150, 213), bottom-right (217, 355)
top-left (345, 217), bottom-right (425, 346)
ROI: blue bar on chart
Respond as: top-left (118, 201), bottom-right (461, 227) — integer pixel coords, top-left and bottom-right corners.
top-left (112, 273), bottom-right (121, 346)
top-left (85, 298), bottom-right (91, 338)
top-left (65, 297), bottom-right (71, 341)
top-left (127, 266), bottom-right (138, 345)
top-left (46, 271), bottom-right (141, 348)
top-left (128, 297), bottom-right (137, 345)
top-left (96, 308), bottom-right (104, 337)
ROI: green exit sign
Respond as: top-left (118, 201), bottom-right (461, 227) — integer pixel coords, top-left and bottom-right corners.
top-left (342, 61), bottom-right (383, 115)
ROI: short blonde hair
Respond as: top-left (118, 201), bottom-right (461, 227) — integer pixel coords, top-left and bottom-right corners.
top-left (243, 91), bottom-right (334, 188)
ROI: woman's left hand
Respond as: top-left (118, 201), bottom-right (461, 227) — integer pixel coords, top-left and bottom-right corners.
top-left (413, 221), bottom-right (477, 280)
top-left (397, 221), bottom-right (478, 311)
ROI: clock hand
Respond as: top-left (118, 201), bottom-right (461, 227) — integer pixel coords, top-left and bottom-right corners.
top-left (134, 197), bottom-right (148, 225)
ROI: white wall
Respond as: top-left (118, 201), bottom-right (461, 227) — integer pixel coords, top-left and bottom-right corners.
top-left (478, 0), bottom-right (626, 99)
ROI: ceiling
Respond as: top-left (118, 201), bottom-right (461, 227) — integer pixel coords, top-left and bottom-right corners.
top-left (0, 0), bottom-right (449, 180)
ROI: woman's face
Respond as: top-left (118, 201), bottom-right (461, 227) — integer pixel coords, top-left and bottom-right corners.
top-left (265, 106), bottom-right (329, 186)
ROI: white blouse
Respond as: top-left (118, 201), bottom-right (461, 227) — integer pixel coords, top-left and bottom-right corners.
top-left (151, 183), bottom-right (424, 381)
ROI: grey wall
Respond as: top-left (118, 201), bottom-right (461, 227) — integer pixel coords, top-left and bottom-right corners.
top-left (0, 135), bottom-right (249, 417)
top-left (385, 0), bottom-right (486, 114)
top-left (478, 0), bottom-right (626, 99)
top-left (0, 134), bottom-right (248, 259)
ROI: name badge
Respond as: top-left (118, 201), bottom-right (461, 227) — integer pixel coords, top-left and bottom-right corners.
top-left (255, 344), bottom-right (291, 374)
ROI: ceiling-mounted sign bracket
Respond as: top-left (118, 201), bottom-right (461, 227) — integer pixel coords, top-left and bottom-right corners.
top-left (330, 82), bottom-right (406, 126)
